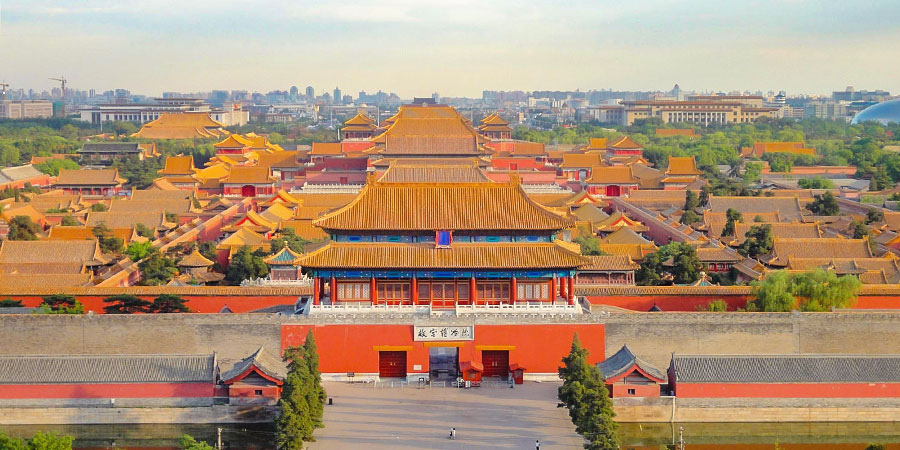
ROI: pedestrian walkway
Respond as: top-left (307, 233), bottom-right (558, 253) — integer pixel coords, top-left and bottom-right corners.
top-left (307, 381), bottom-right (584, 449)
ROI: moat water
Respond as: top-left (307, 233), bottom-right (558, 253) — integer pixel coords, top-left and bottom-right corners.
top-left (2, 422), bottom-right (900, 449)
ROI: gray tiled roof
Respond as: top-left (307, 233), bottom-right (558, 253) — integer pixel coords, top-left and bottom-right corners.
top-left (0, 165), bottom-right (44, 181)
top-left (78, 142), bottom-right (141, 153)
top-left (0, 354), bottom-right (216, 384)
top-left (221, 347), bottom-right (287, 383)
top-left (598, 345), bottom-right (665, 381)
top-left (672, 355), bottom-right (900, 384)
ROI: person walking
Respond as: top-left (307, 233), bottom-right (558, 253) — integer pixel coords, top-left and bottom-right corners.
top-left (535, 439), bottom-right (540, 449)
top-left (450, 427), bottom-right (456, 440)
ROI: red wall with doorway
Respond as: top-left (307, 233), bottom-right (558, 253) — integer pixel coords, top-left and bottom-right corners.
top-left (281, 323), bottom-right (605, 375)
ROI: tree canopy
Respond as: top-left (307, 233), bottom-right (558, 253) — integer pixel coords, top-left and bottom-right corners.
top-left (738, 224), bottom-right (774, 258)
top-left (558, 334), bottom-right (620, 450)
top-left (138, 248), bottom-right (177, 285)
top-left (637, 242), bottom-right (702, 286)
top-left (746, 270), bottom-right (862, 312)
top-left (277, 330), bottom-right (326, 448)
top-left (226, 246), bottom-right (269, 285)
top-left (806, 191), bottom-right (840, 216)
top-left (7, 215), bottom-right (41, 241)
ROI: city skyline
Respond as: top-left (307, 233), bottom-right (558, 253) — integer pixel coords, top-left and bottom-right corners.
top-left (1, 0), bottom-right (899, 98)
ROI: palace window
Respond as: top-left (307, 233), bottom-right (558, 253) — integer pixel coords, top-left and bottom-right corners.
top-left (477, 281), bottom-right (510, 302)
top-left (337, 282), bottom-right (370, 301)
top-left (377, 281), bottom-right (411, 304)
top-left (517, 281), bottom-right (550, 301)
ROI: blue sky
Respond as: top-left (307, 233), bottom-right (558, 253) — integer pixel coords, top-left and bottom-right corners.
top-left (1, 0), bottom-right (898, 97)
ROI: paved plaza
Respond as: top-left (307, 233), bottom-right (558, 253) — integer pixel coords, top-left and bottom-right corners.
top-left (307, 380), bottom-right (585, 449)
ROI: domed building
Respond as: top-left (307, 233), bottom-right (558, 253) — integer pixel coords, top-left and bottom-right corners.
top-left (851, 98), bottom-right (900, 125)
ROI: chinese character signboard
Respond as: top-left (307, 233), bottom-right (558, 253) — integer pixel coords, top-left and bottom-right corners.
top-left (413, 326), bottom-right (474, 341)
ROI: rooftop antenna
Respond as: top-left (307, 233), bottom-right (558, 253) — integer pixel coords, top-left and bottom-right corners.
top-left (49, 76), bottom-right (67, 101)
top-left (0, 82), bottom-right (8, 101)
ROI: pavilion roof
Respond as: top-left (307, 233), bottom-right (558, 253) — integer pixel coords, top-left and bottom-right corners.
top-left (257, 151), bottom-right (302, 169)
top-left (579, 255), bottom-right (639, 272)
top-left (178, 249), bottom-right (215, 268)
top-left (280, 219), bottom-right (330, 241)
top-left (47, 225), bottom-right (136, 244)
top-left (586, 166), bottom-right (639, 185)
top-left (221, 347), bottom-right (287, 384)
top-left (86, 211), bottom-right (173, 230)
top-left (313, 179), bottom-right (572, 232)
top-left (222, 166), bottom-right (276, 185)
top-left (730, 222), bottom-right (822, 244)
top-left (764, 238), bottom-right (872, 266)
top-left (587, 138), bottom-right (608, 150)
top-left (158, 156), bottom-right (196, 175)
top-left (299, 242), bottom-right (588, 269)
top-left (193, 163), bottom-right (230, 181)
top-left (344, 112), bottom-right (376, 126)
top-left (595, 211), bottom-right (648, 232)
top-left (707, 196), bottom-right (804, 222)
top-left (310, 142), bottom-right (343, 155)
top-left (608, 135), bottom-right (642, 150)
top-left (217, 227), bottom-right (268, 248)
top-left (665, 156), bottom-right (703, 176)
top-left (55, 169), bottom-right (124, 186)
top-left (597, 243), bottom-right (658, 261)
top-left (372, 105), bottom-right (485, 156)
top-left (559, 153), bottom-right (604, 169)
top-left (378, 161), bottom-right (490, 184)
top-left (133, 113), bottom-right (228, 140)
top-left (599, 345), bottom-right (665, 382)
top-left (263, 246), bottom-right (303, 265)
top-left (214, 134), bottom-right (254, 148)
top-left (600, 228), bottom-right (650, 245)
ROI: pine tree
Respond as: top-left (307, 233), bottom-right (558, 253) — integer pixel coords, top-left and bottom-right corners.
top-left (303, 329), bottom-right (326, 430)
top-left (277, 346), bottom-right (314, 449)
top-left (558, 334), bottom-right (620, 450)
top-left (102, 294), bottom-right (152, 314)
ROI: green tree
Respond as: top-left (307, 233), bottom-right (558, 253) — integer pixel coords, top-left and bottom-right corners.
top-left (138, 248), bottom-right (177, 285)
top-left (277, 346), bottom-right (315, 448)
top-left (806, 191), bottom-right (840, 216)
top-left (871, 166), bottom-right (893, 191)
top-left (35, 158), bottom-right (79, 176)
top-left (738, 224), bottom-right (774, 258)
top-left (125, 240), bottom-right (154, 261)
top-left (151, 294), bottom-right (191, 313)
top-left (797, 176), bottom-right (834, 189)
top-left (683, 189), bottom-right (699, 210)
top-left (303, 329), bottom-right (326, 430)
top-left (746, 270), bottom-right (861, 312)
top-left (721, 208), bottom-right (743, 238)
top-left (679, 210), bottom-right (700, 225)
top-left (90, 202), bottom-right (108, 212)
top-left (179, 435), bottom-right (216, 450)
top-left (8, 215), bottom-right (41, 240)
top-left (865, 444), bottom-right (886, 450)
top-left (39, 294), bottom-right (79, 312)
top-left (558, 334), bottom-right (620, 450)
top-left (135, 222), bottom-right (155, 238)
top-left (91, 223), bottom-right (123, 253)
top-left (742, 162), bottom-right (762, 185)
top-left (637, 242), bottom-right (702, 286)
top-left (103, 294), bottom-right (152, 314)
top-left (699, 186), bottom-right (710, 207)
top-left (60, 215), bottom-right (79, 226)
top-left (696, 299), bottom-right (728, 312)
top-left (225, 246), bottom-right (269, 285)
top-left (851, 221), bottom-right (870, 239)
top-left (0, 430), bottom-right (74, 450)
top-left (270, 228), bottom-right (311, 254)
top-left (573, 226), bottom-right (607, 256)
top-left (0, 298), bottom-right (24, 307)
top-left (866, 209), bottom-right (885, 225)
top-left (764, 152), bottom-right (794, 172)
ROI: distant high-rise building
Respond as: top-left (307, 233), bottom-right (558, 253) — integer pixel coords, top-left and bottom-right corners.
top-left (209, 90), bottom-right (229, 107)
top-left (333, 87), bottom-right (342, 104)
top-left (306, 86), bottom-right (315, 100)
top-left (89, 89), bottom-right (96, 98)
top-left (342, 94), bottom-right (353, 105)
top-left (290, 86), bottom-right (299, 97)
top-left (432, 92), bottom-right (440, 103)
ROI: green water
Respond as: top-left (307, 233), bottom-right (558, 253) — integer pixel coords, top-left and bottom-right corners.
top-left (621, 422), bottom-right (900, 449)
top-left (3, 422), bottom-right (900, 449)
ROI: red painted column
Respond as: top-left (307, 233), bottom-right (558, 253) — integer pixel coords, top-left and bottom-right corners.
top-left (330, 276), bottom-right (337, 303)
top-left (370, 277), bottom-right (377, 306)
top-left (411, 276), bottom-right (418, 306)
top-left (560, 276), bottom-right (568, 300)
top-left (549, 277), bottom-right (557, 302)
top-left (510, 277), bottom-right (517, 304)
top-left (568, 276), bottom-right (575, 305)
top-left (313, 276), bottom-right (320, 306)
top-left (470, 277), bottom-right (477, 305)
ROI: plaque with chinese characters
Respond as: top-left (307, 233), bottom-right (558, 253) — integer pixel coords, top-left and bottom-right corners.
top-left (413, 326), bottom-right (474, 341)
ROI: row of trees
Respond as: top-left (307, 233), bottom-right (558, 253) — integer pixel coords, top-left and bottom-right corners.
top-left (277, 330), bottom-right (326, 448)
top-left (558, 334), bottom-right (619, 449)
top-left (0, 430), bottom-right (74, 449)
top-left (35, 293), bottom-right (191, 314)
top-left (747, 269), bottom-right (862, 312)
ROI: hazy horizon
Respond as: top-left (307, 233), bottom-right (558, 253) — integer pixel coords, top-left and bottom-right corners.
top-left (1, 0), bottom-right (898, 98)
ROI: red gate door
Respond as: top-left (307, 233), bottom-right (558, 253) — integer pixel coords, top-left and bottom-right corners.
top-left (379, 351), bottom-right (407, 378)
top-left (482, 350), bottom-right (509, 378)
top-left (241, 185), bottom-right (257, 197)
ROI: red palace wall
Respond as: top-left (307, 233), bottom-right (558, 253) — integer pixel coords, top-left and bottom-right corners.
top-left (281, 323), bottom-right (606, 375)
top-left (0, 383), bottom-right (214, 399)
top-left (586, 294), bottom-right (900, 312)
top-left (610, 383), bottom-right (659, 398)
top-left (674, 382), bottom-right (900, 398)
top-left (11, 295), bottom-right (299, 314)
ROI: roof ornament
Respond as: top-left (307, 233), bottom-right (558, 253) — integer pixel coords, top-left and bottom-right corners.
top-left (365, 172), bottom-right (376, 186)
top-left (508, 172), bottom-right (521, 187)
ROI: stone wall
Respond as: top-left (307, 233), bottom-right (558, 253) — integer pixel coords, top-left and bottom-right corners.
top-left (4, 311), bottom-right (900, 373)
top-left (613, 397), bottom-right (900, 423)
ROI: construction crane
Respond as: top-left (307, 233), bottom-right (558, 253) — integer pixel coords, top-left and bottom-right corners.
top-left (0, 82), bottom-right (8, 101)
top-left (49, 76), bottom-right (67, 101)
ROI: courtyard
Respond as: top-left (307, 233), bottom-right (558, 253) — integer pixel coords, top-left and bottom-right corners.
top-left (307, 380), bottom-right (585, 449)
